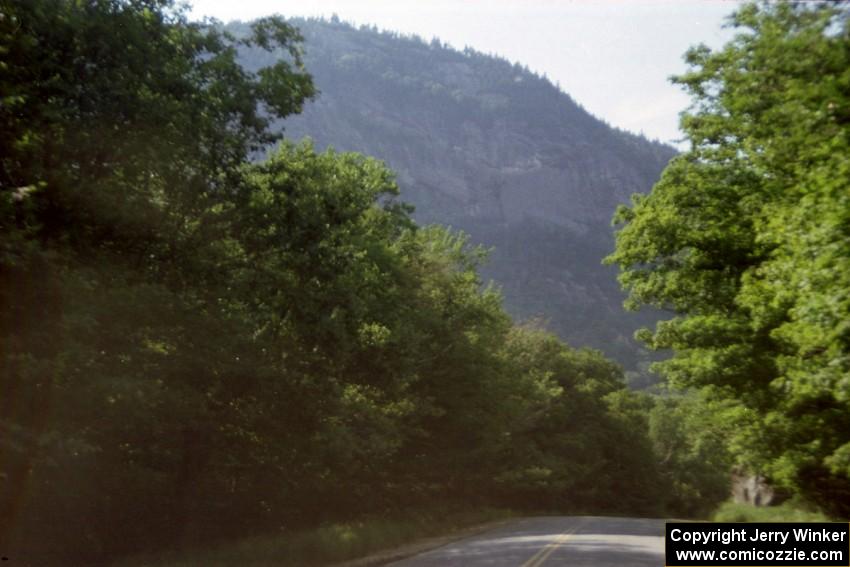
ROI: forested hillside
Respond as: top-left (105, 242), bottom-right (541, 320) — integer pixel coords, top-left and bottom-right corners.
top-left (231, 18), bottom-right (677, 379)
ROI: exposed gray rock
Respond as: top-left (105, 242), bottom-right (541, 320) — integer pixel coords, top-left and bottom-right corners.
top-left (731, 471), bottom-right (781, 507)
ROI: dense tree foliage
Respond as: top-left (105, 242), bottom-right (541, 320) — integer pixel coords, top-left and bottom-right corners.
top-left (492, 326), bottom-right (663, 512)
top-left (608, 2), bottom-right (850, 516)
top-left (1, 0), bottom-right (315, 557)
top-left (1, 0), bottom-right (728, 563)
top-left (647, 391), bottom-right (736, 517)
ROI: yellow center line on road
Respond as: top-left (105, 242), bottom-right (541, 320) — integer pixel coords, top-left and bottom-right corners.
top-left (520, 520), bottom-right (585, 567)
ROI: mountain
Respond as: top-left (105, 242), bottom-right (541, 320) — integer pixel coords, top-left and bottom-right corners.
top-left (232, 18), bottom-right (677, 381)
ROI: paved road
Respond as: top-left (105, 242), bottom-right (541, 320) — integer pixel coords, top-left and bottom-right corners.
top-left (387, 516), bottom-right (665, 566)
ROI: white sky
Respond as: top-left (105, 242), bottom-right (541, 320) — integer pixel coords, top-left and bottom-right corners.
top-left (187, 0), bottom-right (741, 146)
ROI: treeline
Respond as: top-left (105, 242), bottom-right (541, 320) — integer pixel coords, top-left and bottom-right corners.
top-left (1, 1), bottom-right (728, 564)
top-left (608, 2), bottom-right (850, 518)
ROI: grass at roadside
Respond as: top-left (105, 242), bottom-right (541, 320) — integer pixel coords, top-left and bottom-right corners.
top-left (712, 499), bottom-right (832, 522)
top-left (116, 506), bottom-right (513, 566)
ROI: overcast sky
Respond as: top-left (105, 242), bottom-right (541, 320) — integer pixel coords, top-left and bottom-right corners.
top-left (188, 0), bottom-right (741, 146)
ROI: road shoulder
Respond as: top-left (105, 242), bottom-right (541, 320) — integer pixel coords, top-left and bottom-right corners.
top-left (332, 519), bottom-right (512, 567)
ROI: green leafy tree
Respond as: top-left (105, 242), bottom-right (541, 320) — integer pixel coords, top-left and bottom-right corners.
top-left (224, 142), bottom-right (419, 518)
top-left (384, 226), bottom-right (519, 502)
top-left (492, 325), bottom-right (665, 514)
top-left (0, 0), bottom-right (314, 558)
top-left (607, 2), bottom-right (850, 515)
top-left (648, 391), bottom-right (736, 517)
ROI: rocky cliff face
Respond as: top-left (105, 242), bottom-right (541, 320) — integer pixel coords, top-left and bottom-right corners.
top-left (235, 18), bottom-right (677, 380)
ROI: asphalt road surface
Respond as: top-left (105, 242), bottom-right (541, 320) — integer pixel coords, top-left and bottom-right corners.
top-left (387, 516), bottom-right (665, 566)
